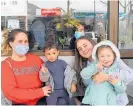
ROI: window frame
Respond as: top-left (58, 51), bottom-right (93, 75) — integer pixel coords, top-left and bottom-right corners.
top-left (108, 1), bottom-right (133, 58)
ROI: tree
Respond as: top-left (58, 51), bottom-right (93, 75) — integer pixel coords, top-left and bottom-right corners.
top-left (101, 0), bottom-right (133, 42)
top-left (119, 0), bottom-right (132, 13)
top-left (100, 0), bottom-right (132, 13)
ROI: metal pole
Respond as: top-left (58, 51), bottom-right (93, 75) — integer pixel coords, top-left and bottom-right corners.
top-left (25, 0), bottom-right (28, 31)
top-left (5, 16), bottom-right (7, 27)
top-left (94, 0), bottom-right (96, 31)
top-left (67, 0), bottom-right (70, 16)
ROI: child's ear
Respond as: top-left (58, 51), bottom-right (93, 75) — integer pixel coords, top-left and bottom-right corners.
top-left (57, 50), bottom-right (60, 55)
top-left (43, 51), bottom-right (46, 56)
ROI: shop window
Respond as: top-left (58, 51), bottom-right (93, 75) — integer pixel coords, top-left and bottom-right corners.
top-left (27, 0), bottom-right (108, 51)
top-left (1, 0), bottom-right (108, 53)
top-left (118, 0), bottom-right (133, 49)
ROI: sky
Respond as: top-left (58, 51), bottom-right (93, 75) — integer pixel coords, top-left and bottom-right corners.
top-left (28, 0), bottom-right (126, 13)
top-left (28, 0), bottom-right (108, 12)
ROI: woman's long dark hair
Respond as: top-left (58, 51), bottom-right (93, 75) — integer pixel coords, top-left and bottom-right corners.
top-left (74, 35), bottom-right (96, 95)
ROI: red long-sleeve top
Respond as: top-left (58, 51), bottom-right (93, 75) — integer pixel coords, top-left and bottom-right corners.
top-left (1, 54), bottom-right (44, 105)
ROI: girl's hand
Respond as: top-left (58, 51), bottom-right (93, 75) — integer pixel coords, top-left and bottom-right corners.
top-left (93, 72), bottom-right (109, 83)
top-left (96, 62), bottom-right (104, 72)
top-left (40, 64), bottom-right (48, 72)
top-left (70, 83), bottom-right (77, 93)
top-left (108, 75), bottom-right (120, 85)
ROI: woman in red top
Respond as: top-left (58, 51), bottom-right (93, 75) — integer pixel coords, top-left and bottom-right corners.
top-left (1, 29), bottom-right (51, 105)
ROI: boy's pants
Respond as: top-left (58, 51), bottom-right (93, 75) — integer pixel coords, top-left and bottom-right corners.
top-left (46, 89), bottom-right (75, 105)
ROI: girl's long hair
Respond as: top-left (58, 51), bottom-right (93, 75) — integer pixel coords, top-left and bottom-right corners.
top-left (74, 35), bottom-right (96, 95)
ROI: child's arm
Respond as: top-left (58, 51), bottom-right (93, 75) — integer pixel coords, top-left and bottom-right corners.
top-left (71, 74), bottom-right (77, 93)
top-left (39, 65), bottom-right (50, 82)
top-left (64, 65), bottom-right (77, 96)
top-left (71, 83), bottom-right (77, 93)
top-left (80, 64), bottom-right (97, 81)
top-left (92, 61), bottom-right (108, 81)
top-left (89, 62), bottom-right (109, 83)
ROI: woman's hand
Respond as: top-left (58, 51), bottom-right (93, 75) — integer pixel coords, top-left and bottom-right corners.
top-left (71, 83), bottom-right (77, 93)
top-left (108, 75), bottom-right (120, 85)
top-left (42, 86), bottom-right (52, 96)
top-left (93, 72), bottom-right (109, 83)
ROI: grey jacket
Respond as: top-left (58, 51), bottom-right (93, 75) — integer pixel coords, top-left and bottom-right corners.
top-left (39, 64), bottom-right (77, 98)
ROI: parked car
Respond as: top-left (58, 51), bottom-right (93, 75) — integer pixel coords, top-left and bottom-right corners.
top-left (84, 32), bottom-right (98, 43)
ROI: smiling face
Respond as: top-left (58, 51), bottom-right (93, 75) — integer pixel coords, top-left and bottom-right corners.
top-left (76, 39), bottom-right (94, 59)
top-left (44, 48), bottom-right (59, 62)
top-left (97, 47), bottom-right (116, 68)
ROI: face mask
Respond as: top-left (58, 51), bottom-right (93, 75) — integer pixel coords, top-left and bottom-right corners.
top-left (74, 31), bottom-right (85, 39)
top-left (14, 44), bottom-right (29, 56)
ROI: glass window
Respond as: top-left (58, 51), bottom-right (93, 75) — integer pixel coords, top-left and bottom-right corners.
top-left (1, 0), bottom-right (108, 51)
top-left (27, 0), bottom-right (108, 51)
top-left (119, 0), bottom-right (133, 49)
top-left (1, 16), bottom-right (26, 31)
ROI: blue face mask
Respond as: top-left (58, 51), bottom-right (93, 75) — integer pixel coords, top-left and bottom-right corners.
top-left (14, 44), bottom-right (29, 56)
top-left (74, 31), bottom-right (85, 39)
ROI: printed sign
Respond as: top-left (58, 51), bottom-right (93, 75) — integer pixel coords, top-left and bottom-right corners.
top-left (8, 19), bottom-right (20, 31)
top-left (41, 8), bottom-right (61, 17)
top-left (1, 0), bottom-right (27, 16)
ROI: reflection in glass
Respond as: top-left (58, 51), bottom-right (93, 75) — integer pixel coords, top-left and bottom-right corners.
top-left (1, 0), bottom-right (108, 51)
top-left (119, 0), bottom-right (133, 49)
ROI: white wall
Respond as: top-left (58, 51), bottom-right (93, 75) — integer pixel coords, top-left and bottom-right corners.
top-left (1, 56), bottom-right (75, 67)
top-left (40, 56), bottom-right (75, 67)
